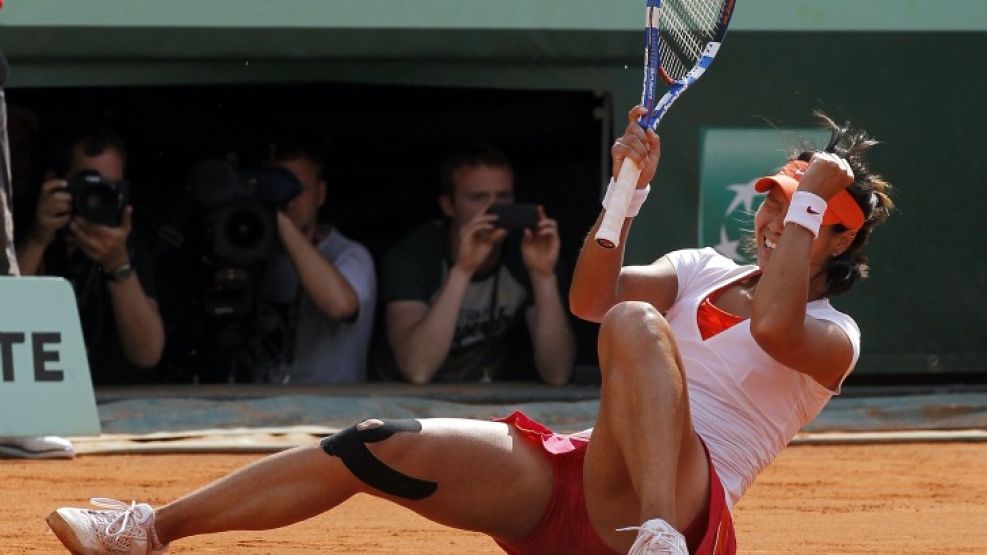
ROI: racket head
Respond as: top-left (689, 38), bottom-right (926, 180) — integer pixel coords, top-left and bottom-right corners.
top-left (657, 0), bottom-right (735, 84)
top-left (639, 0), bottom-right (736, 127)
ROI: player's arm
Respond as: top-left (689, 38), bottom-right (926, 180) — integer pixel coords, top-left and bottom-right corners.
top-left (751, 154), bottom-right (857, 390)
top-left (570, 106), bottom-right (674, 322)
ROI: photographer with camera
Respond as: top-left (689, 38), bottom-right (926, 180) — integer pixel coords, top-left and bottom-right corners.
top-left (380, 145), bottom-right (575, 385)
top-left (16, 128), bottom-right (164, 383)
top-left (258, 142), bottom-right (377, 383)
top-left (160, 142), bottom-right (375, 385)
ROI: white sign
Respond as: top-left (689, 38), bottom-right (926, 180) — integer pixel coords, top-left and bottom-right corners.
top-left (0, 277), bottom-right (100, 437)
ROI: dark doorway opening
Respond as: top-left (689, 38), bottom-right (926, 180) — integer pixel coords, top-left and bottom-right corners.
top-left (8, 82), bottom-right (609, 382)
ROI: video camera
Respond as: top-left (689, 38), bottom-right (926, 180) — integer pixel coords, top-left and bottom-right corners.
top-left (156, 159), bottom-right (302, 383)
top-left (66, 170), bottom-right (129, 227)
top-left (189, 159), bottom-right (302, 265)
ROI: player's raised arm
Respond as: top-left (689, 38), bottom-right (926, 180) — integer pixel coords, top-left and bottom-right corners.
top-left (570, 107), bottom-right (676, 323)
top-left (750, 153), bottom-right (858, 389)
top-left (595, 0), bottom-right (735, 249)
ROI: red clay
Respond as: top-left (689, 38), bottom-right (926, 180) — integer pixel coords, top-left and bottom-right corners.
top-left (3, 442), bottom-right (985, 553)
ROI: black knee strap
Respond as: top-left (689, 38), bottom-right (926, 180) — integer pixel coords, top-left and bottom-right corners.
top-left (320, 419), bottom-right (438, 500)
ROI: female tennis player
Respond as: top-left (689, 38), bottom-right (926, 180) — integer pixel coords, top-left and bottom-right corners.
top-left (46, 106), bottom-right (893, 555)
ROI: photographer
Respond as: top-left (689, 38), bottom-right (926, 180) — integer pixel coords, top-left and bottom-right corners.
top-left (16, 128), bottom-right (164, 383)
top-left (259, 143), bottom-right (377, 383)
top-left (380, 145), bottom-right (575, 385)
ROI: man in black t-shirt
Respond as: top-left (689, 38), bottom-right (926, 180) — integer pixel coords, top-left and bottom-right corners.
top-left (16, 128), bottom-right (164, 384)
top-left (381, 146), bottom-right (575, 385)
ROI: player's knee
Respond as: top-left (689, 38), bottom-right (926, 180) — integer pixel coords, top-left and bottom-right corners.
top-left (320, 418), bottom-right (437, 500)
top-left (599, 301), bottom-right (671, 353)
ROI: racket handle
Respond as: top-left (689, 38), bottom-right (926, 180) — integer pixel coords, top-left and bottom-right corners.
top-left (595, 157), bottom-right (642, 249)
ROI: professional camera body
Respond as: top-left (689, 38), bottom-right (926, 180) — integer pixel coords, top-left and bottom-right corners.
top-left (66, 169), bottom-right (129, 226)
top-left (190, 160), bottom-right (302, 266)
top-left (156, 159), bottom-right (302, 383)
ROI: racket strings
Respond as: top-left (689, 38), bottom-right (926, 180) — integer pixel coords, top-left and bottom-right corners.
top-left (658, 0), bottom-right (726, 81)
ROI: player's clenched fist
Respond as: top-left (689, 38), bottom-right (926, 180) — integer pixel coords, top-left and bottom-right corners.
top-left (797, 152), bottom-right (855, 201)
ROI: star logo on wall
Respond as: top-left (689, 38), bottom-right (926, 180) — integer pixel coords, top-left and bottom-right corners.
top-left (713, 179), bottom-right (762, 262)
top-left (714, 226), bottom-right (741, 260)
top-left (724, 179), bottom-right (760, 216)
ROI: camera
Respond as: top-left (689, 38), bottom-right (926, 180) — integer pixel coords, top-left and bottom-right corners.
top-left (66, 170), bottom-right (129, 227)
top-left (189, 160), bottom-right (302, 265)
top-left (488, 203), bottom-right (538, 230)
top-left (156, 159), bottom-right (303, 383)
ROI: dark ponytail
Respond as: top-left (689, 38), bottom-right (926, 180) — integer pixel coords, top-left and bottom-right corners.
top-left (793, 113), bottom-right (894, 297)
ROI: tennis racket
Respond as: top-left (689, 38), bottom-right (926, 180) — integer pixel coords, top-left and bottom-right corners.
top-left (1, 49), bottom-right (15, 275)
top-left (595, 0), bottom-right (736, 248)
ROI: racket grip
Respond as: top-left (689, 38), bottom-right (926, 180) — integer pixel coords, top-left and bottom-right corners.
top-left (595, 157), bottom-right (643, 249)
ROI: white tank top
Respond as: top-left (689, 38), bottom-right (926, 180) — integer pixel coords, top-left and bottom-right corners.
top-left (664, 248), bottom-right (860, 508)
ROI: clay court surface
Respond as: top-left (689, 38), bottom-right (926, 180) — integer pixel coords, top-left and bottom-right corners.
top-left (3, 442), bottom-right (985, 554)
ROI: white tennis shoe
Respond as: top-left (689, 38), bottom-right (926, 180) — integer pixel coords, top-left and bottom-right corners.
top-left (620, 517), bottom-right (689, 555)
top-left (46, 497), bottom-right (167, 554)
top-left (0, 435), bottom-right (75, 459)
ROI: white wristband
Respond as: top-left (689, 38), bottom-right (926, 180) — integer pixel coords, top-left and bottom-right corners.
top-left (602, 178), bottom-right (651, 218)
top-left (783, 191), bottom-right (827, 238)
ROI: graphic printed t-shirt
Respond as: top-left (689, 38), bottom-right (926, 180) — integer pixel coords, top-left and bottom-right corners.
top-left (381, 220), bottom-right (536, 382)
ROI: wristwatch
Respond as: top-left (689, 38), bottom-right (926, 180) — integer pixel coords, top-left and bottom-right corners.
top-left (103, 262), bottom-right (134, 283)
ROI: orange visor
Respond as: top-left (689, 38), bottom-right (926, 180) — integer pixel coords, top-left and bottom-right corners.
top-left (754, 160), bottom-right (865, 230)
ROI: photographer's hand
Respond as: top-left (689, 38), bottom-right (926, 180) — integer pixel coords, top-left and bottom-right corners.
top-left (520, 205), bottom-right (560, 278)
top-left (29, 179), bottom-right (71, 245)
top-left (16, 179), bottom-right (71, 275)
top-left (520, 205), bottom-right (575, 386)
top-left (71, 206), bottom-right (132, 270)
top-left (454, 209), bottom-right (507, 275)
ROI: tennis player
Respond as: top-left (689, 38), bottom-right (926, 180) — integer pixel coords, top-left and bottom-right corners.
top-left (46, 106), bottom-right (893, 555)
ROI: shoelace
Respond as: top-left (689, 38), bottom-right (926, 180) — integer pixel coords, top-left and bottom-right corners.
top-left (89, 498), bottom-right (149, 539)
top-left (617, 525), bottom-right (685, 554)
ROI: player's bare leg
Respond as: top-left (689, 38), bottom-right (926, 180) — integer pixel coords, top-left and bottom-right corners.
top-left (583, 301), bottom-right (709, 552)
top-left (155, 418), bottom-right (552, 543)
top-left (50, 419), bottom-right (555, 553)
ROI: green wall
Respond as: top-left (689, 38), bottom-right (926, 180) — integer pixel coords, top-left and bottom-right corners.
top-left (2, 0), bottom-right (985, 31)
top-left (1, 1), bottom-right (984, 376)
top-left (628, 32), bottom-right (986, 375)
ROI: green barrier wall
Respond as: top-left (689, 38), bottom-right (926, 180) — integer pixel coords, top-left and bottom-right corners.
top-left (625, 32), bottom-right (986, 376)
top-left (0, 2), bottom-right (983, 376)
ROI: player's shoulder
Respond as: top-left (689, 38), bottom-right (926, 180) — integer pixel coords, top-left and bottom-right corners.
top-left (663, 246), bottom-right (739, 273)
top-left (807, 299), bottom-right (860, 336)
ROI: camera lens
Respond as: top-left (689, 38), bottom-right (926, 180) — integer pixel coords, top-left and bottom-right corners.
top-left (224, 210), bottom-right (265, 249)
top-left (81, 190), bottom-right (105, 211)
top-left (211, 200), bottom-right (276, 264)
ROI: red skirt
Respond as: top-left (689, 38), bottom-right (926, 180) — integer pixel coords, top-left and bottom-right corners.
top-left (492, 411), bottom-right (736, 555)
